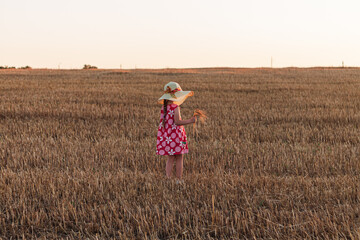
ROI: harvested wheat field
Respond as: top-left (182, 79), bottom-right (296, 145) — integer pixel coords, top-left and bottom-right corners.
top-left (0, 68), bottom-right (360, 239)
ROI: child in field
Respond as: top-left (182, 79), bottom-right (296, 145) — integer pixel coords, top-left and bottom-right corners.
top-left (156, 82), bottom-right (196, 181)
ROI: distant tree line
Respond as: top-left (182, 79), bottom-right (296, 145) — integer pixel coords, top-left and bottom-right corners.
top-left (0, 65), bottom-right (100, 70)
top-left (83, 64), bottom-right (98, 69)
top-left (0, 66), bottom-right (32, 69)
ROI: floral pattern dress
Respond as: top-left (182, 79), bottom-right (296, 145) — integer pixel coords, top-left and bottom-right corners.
top-left (156, 104), bottom-right (188, 156)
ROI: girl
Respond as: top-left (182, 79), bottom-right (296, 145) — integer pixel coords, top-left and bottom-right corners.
top-left (156, 82), bottom-right (196, 181)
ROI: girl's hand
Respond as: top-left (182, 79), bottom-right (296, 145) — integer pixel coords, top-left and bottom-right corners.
top-left (174, 107), bottom-right (197, 125)
top-left (191, 116), bottom-right (197, 123)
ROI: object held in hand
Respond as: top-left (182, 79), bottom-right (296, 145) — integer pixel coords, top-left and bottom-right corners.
top-left (193, 109), bottom-right (208, 135)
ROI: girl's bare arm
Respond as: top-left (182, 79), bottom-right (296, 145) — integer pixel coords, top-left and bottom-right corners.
top-left (174, 107), bottom-right (196, 126)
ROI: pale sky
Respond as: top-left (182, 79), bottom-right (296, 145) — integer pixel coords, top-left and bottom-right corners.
top-left (1, 0), bottom-right (359, 69)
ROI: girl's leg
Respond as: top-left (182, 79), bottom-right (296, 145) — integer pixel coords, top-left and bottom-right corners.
top-left (166, 156), bottom-right (176, 178)
top-left (175, 154), bottom-right (184, 179)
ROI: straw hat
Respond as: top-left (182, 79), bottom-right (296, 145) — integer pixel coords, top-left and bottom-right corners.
top-left (158, 82), bottom-right (194, 105)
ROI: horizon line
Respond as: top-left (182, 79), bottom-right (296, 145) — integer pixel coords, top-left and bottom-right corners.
top-left (1, 66), bottom-right (360, 70)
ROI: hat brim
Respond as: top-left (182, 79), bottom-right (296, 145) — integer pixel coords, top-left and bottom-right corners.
top-left (158, 91), bottom-right (194, 105)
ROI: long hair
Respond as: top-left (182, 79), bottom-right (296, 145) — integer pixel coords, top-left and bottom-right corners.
top-left (162, 100), bottom-right (168, 127)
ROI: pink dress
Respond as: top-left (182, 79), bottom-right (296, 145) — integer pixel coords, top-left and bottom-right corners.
top-left (156, 104), bottom-right (189, 156)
